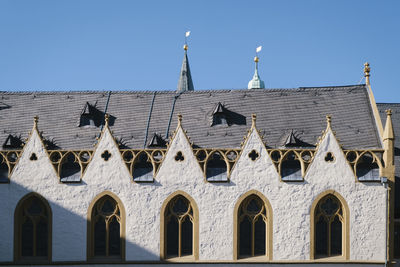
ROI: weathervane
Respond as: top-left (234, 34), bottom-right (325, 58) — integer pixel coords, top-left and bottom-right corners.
top-left (248, 45), bottom-right (265, 89)
top-left (254, 45), bottom-right (262, 62)
top-left (184, 31), bottom-right (190, 51)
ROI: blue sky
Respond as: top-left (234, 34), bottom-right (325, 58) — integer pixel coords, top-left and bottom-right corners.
top-left (0, 0), bottom-right (399, 102)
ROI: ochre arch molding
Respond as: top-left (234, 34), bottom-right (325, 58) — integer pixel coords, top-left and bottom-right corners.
top-left (160, 190), bottom-right (199, 261)
top-left (87, 191), bottom-right (126, 261)
top-left (310, 189), bottom-right (350, 260)
top-left (14, 192), bottom-right (52, 262)
top-left (233, 189), bottom-right (273, 261)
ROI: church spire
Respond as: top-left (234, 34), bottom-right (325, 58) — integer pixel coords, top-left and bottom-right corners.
top-left (176, 31), bottom-right (194, 93)
top-left (248, 46), bottom-right (265, 89)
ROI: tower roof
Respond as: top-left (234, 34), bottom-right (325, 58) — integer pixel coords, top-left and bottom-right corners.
top-left (248, 56), bottom-right (265, 89)
top-left (176, 49), bottom-right (194, 93)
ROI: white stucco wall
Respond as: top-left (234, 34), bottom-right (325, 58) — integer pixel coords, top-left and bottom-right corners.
top-left (0, 121), bottom-right (386, 263)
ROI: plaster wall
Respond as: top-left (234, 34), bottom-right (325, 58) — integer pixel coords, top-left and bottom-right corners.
top-left (0, 122), bottom-right (386, 263)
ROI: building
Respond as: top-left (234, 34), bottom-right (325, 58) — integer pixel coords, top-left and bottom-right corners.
top-left (0, 46), bottom-right (396, 266)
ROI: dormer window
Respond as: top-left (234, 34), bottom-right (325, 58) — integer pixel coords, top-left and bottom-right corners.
top-left (283, 130), bottom-right (312, 148)
top-left (79, 102), bottom-right (97, 127)
top-left (211, 102), bottom-right (228, 126)
top-left (3, 134), bottom-right (24, 149)
top-left (78, 102), bottom-right (114, 128)
top-left (148, 133), bottom-right (166, 148)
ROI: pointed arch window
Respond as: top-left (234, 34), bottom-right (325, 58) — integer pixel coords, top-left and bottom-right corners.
top-left (161, 192), bottom-right (198, 260)
top-left (132, 152), bottom-right (154, 182)
top-left (14, 193), bottom-right (52, 262)
top-left (206, 152), bottom-right (228, 182)
top-left (311, 192), bottom-right (349, 259)
top-left (88, 193), bottom-right (125, 261)
top-left (234, 191), bottom-right (272, 260)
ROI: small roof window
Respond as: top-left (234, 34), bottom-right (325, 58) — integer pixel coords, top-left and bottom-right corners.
top-left (283, 130), bottom-right (313, 148)
top-left (3, 134), bottom-right (24, 149)
top-left (79, 102), bottom-right (115, 128)
top-left (211, 102), bottom-right (228, 126)
top-left (148, 133), bottom-right (166, 148)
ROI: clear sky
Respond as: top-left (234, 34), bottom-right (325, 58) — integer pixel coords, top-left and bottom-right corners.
top-left (0, 0), bottom-right (399, 102)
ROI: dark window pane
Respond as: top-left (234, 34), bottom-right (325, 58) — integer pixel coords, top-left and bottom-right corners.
top-left (94, 218), bottom-right (106, 256)
top-left (181, 216), bottom-right (193, 256)
top-left (21, 219), bottom-right (34, 257)
top-left (395, 223), bottom-right (400, 258)
top-left (247, 199), bottom-right (261, 213)
top-left (320, 198), bottom-right (338, 216)
top-left (166, 216), bottom-right (179, 257)
top-left (239, 216), bottom-right (251, 257)
top-left (36, 219), bottom-right (48, 257)
top-left (395, 177), bottom-right (400, 219)
top-left (281, 153), bottom-right (302, 179)
top-left (315, 216), bottom-right (328, 256)
top-left (254, 216), bottom-right (266, 256)
top-left (27, 199), bottom-right (43, 215)
top-left (172, 198), bottom-right (188, 214)
top-left (0, 162), bottom-right (8, 182)
top-left (60, 153), bottom-right (81, 181)
top-left (206, 153), bottom-right (227, 181)
top-left (133, 154), bottom-right (153, 181)
top-left (101, 199), bottom-right (115, 215)
top-left (330, 216), bottom-right (342, 256)
top-left (108, 216), bottom-right (120, 256)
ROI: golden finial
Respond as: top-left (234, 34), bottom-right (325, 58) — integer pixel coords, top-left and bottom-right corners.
top-left (183, 44), bottom-right (188, 51)
top-left (386, 109), bottom-right (392, 116)
top-left (364, 62), bottom-right (370, 85)
top-left (34, 115), bottom-right (39, 125)
top-left (254, 56), bottom-right (259, 63)
top-left (326, 114), bottom-right (332, 130)
top-left (251, 113), bottom-right (257, 128)
top-left (177, 114), bottom-right (183, 125)
top-left (364, 62), bottom-right (370, 77)
top-left (104, 113), bottom-right (109, 127)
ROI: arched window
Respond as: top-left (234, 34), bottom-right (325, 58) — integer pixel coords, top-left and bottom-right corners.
top-left (311, 191), bottom-right (349, 259)
top-left (88, 192), bottom-right (125, 261)
top-left (161, 191), bottom-right (199, 260)
top-left (234, 191), bottom-right (272, 260)
top-left (206, 152), bottom-right (228, 182)
top-left (14, 193), bottom-right (51, 262)
top-left (280, 151), bottom-right (302, 181)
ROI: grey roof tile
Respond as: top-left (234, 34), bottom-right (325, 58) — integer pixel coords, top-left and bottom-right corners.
top-left (0, 85), bottom-right (381, 150)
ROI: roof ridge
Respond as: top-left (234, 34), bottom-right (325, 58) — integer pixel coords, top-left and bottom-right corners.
top-left (0, 84), bottom-right (367, 95)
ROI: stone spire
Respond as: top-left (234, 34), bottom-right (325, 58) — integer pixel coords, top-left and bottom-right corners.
top-left (248, 47), bottom-right (265, 89)
top-left (176, 41), bottom-right (194, 93)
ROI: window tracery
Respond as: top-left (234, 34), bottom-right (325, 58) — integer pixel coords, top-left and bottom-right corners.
top-left (14, 194), bottom-right (51, 262)
top-left (88, 194), bottom-right (124, 260)
top-left (314, 194), bottom-right (343, 258)
top-left (164, 195), bottom-right (194, 259)
top-left (237, 194), bottom-right (267, 258)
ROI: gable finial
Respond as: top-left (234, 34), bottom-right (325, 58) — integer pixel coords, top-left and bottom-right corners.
top-left (177, 31), bottom-right (194, 93)
top-left (177, 113), bottom-right (183, 126)
top-left (251, 113), bottom-right (257, 128)
top-left (364, 62), bottom-right (370, 85)
top-left (33, 115), bottom-right (39, 129)
top-left (248, 46), bottom-right (265, 89)
top-left (104, 113), bottom-right (110, 127)
top-left (326, 114), bottom-right (332, 130)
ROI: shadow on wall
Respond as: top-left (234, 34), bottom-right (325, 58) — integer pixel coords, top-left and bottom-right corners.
top-left (1, 181), bottom-right (158, 264)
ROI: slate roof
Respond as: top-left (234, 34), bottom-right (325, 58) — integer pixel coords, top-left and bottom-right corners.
top-left (0, 84), bottom-right (381, 150)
